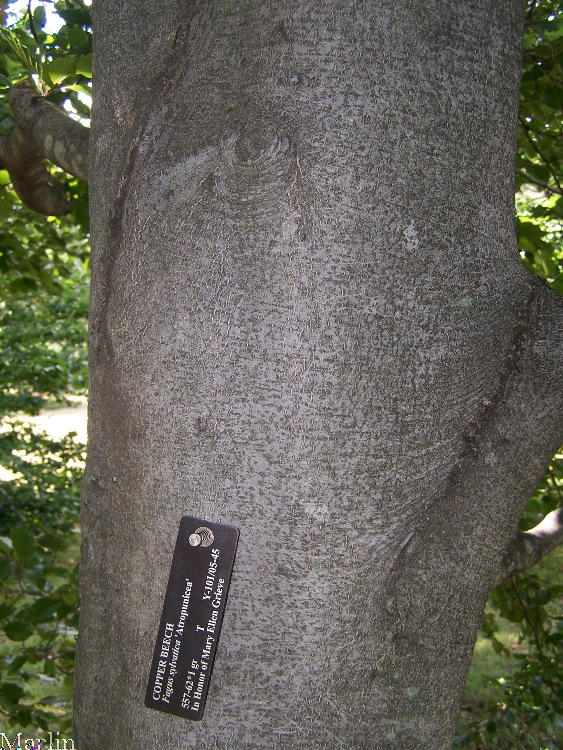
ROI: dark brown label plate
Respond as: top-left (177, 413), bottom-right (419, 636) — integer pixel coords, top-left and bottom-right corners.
top-left (145, 516), bottom-right (239, 720)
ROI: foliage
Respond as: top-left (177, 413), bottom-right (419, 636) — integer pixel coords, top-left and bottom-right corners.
top-left (517, 1), bottom-right (563, 293)
top-left (0, 2), bottom-right (91, 415)
top-left (0, 418), bottom-right (83, 733)
top-left (519, 453), bottom-right (563, 532)
top-left (0, 421), bottom-right (85, 532)
top-left (0, 5), bottom-right (91, 467)
top-left (0, 3), bottom-right (90, 732)
top-left (0, 0), bottom-right (91, 235)
top-left (457, 578), bottom-right (563, 748)
top-left (0, 253), bottom-right (89, 417)
top-left (0, 189), bottom-right (89, 293)
top-left (489, 578), bottom-right (562, 746)
top-left (0, 519), bottom-right (79, 733)
top-left (0, 1), bottom-right (92, 115)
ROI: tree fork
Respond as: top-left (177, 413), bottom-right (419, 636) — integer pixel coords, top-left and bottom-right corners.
top-left (0, 79), bottom-right (559, 583)
top-left (0, 80), bottom-right (558, 580)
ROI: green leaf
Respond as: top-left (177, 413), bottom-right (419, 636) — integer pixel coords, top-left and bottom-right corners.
top-left (76, 53), bottom-right (92, 78)
top-left (0, 603), bottom-right (13, 620)
top-left (43, 658), bottom-right (56, 677)
top-left (535, 588), bottom-right (551, 605)
top-left (7, 654), bottom-right (28, 674)
top-left (38, 531), bottom-right (69, 552)
top-left (0, 28), bottom-right (43, 81)
top-left (9, 276), bottom-right (38, 294)
top-left (0, 190), bottom-right (14, 220)
top-left (33, 5), bottom-right (47, 28)
top-left (68, 90), bottom-right (91, 117)
top-left (3, 620), bottom-right (34, 641)
top-left (0, 536), bottom-right (13, 554)
top-left (44, 58), bottom-right (76, 85)
top-left (0, 556), bottom-right (16, 579)
top-left (63, 672), bottom-right (74, 694)
top-left (68, 25), bottom-right (91, 53)
top-left (21, 569), bottom-right (47, 589)
top-left (16, 707), bottom-right (33, 727)
top-left (62, 83), bottom-right (92, 96)
top-left (543, 83), bottom-right (562, 109)
top-left (0, 681), bottom-right (25, 701)
top-left (10, 524), bottom-right (37, 563)
top-left (23, 597), bottom-right (62, 623)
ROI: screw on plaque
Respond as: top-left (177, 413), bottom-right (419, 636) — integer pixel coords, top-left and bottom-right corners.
top-left (189, 527), bottom-right (214, 547)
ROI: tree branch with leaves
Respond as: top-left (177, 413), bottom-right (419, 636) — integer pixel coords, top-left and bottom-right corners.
top-left (0, 80), bottom-right (88, 214)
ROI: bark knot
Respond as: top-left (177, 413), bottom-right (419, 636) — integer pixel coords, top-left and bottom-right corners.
top-left (226, 119), bottom-right (292, 170)
top-left (219, 118), bottom-right (297, 210)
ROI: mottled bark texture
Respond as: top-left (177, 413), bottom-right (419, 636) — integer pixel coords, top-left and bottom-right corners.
top-left (0, 82), bottom-right (88, 214)
top-left (75, 1), bottom-right (563, 749)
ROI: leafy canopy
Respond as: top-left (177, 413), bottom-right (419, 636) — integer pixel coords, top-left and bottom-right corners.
top-left (517, 1), bottom-right (563, 293)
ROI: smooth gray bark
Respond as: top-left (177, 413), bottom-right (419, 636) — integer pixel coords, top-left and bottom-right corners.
top-left (75, 1), bottom-right (563, 749)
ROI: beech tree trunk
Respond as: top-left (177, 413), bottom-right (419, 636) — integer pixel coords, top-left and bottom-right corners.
top-left (75, 2), bottom-right (563, 748)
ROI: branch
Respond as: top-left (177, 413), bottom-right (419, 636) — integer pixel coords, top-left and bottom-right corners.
top-left (519, 116), bottom-right (563, 194)
top-left (27, 0), bottom-right (40, 45)
top-left (494, 506), bottom-right (563, 586)
top-left (0, 82), bottom-right (89, 215)
top-left (517, 169), bottom-right (563, 196)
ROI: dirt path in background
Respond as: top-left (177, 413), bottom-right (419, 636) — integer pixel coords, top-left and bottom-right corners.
top-left (30, 400), bottom-right (87, 443)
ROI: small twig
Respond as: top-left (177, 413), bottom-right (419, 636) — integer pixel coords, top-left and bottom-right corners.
top-left (517, 169), bottom-right (563, 196)
top-left (27, 0), bottom-right (40, 45)
top-left (510, 576), bottom-right (543, 656)
top-left (519, 117), bottom-right (563, 194)
top-left (523, 52), bottom-right (563, 86)
top-left (547, 466), bottom-right (563, 503)
top-left (526, 0), bottom-right (539, 20)
top-left (520, 123), bottom-right (562, 141)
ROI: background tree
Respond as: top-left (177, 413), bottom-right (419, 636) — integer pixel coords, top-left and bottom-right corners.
top-left (75, 1), bottom-right (563, 748)
top-left (0, 1), bottom-right (561, 748)
top-left (0, 0), bottom-right (90, 733)
top-left (517, 0), bottom-right (563, 294)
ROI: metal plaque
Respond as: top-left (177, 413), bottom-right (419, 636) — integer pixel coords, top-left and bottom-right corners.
top-left (145, 516), bottom-right (239, 721)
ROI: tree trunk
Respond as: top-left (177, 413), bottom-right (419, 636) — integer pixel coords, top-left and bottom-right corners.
top-left (75, 2), bottom-right (563, 748)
